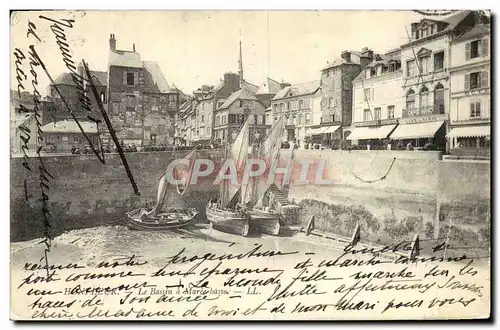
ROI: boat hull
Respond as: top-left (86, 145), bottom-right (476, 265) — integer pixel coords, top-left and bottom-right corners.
top-left (126, 207), bottom-right (198, 231)
top-left (247, 209), bottom-right (281, 236)
top-left (206, 204), bottom-right (249, 237)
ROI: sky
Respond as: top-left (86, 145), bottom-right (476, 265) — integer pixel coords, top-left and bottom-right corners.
top-left (10, 10), bottom-right (425, 96)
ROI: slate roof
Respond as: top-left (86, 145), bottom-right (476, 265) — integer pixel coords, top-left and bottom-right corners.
top-left (219, 87), bottom-right (259, 109)
top-left (53, 73), bottom-right (76, 86)
top-left (88, 70), bottom-right (107, 86)
top-left (322, 51), bottom-right (362, 70)
top-left (241, 80), bottom-right (259, 94)
top-left (272, 80), bottom-right (321, 100)
top-left (142, 61), bottom-right (170, 93)
top-left (452, 24), bottom-right (490, 43)
top-left (436, 10), bottom-right (472, 32)
top-left (256, 78), bottom-right (282, 95)
top-left (109, 49), bottom-right (142, 68)
top-left (41, 120), bottom-right (98, 134)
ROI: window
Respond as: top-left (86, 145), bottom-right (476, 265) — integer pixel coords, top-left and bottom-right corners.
top-left (254, 115), bottom-right (258, 125)
top-left (434, 84), bottom-right (445, 114)
top-left (305, 113), bottom-right (311, 124)
top-left (470, 101), bottom-right (481, 118)
top-left (239, 100), bottom-right (244, 107)
top-left (407, 60), bottom-right (416, 76)
top-left (363, 88), bottom-right (371, 101)
top-left (298, 114), bottom-right (303, 125)
top-left (299, 99), bottom-right (304, 110)
top-left (304, 98), bottom-right (310, 109)
top-left (419, 86), bottom-right (429, 108)
top-left (127, 95), bottom-right (136, 107)
top-left (329, 97), bottom-right (335, 108)
top-left (419, 56), bottom-right (429, 74)
top-left (374, 107), bottom-right (381, 120)
top-left (434, 51), bottom-right (444, 71)
top-left (363, 109), bottom-right (371, 121)
top-left (421, 28), bottom-right (429, 38)
top-left (265, 113), bottom-right (270, 125)
top-left (229, 114), bottom-right (236, 124)
top-left (287, 101), bottom-right (291, 111)
top-left (388, 105), bottom-right (395, 119)
top-left (280, 103), bottom-right (285, 113)
top-left (406, 89), bottom-right (415, 109)
top-left (201, 115), bottom-right (204, 122)
top-left (471, 40), bottom-right (480, 59)
top-left (469, 72), bottom-right (481, 89)
top-left (370, 67), bottom-right (376, 77)
top-left (100, 91), bottom-right (106, 103)
top-left (126, 72), bottom-right (135, 86)
top-left (206, 127), bottom-right (210, 135)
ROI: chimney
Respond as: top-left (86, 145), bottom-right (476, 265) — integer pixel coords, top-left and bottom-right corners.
top-left (360, 47), bottom-right (374, 69)
top-left (109, 34), bottom-right (116, 51)
top-left (341, 51), bottom-right (351, 63)
top-left (223, 72), bottom-right (240, 92)
top-left (133, 43), bottom-right (136, 52)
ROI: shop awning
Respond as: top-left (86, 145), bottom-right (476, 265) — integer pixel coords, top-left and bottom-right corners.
top-left (347, 124), bottom-right (396, 140)
top-left (390, 121), bottom-right (444, 140)
top-left (446, 125), bottom-right (490, 138)
top-left (310, 125), bottom-right (340, 135)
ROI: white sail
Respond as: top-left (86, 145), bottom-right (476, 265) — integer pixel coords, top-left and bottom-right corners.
top-left (175, 149), bottom-right (197, 196)
top-left (220, 116), bottom-right (250, 208)
top-left (252, 116), bottom-right (286, 208)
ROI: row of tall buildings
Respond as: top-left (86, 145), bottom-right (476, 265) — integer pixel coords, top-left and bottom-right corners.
top-left (176, 10), bottom-right (490, 155)
top-left (10, 10), bottom-right (490, 156)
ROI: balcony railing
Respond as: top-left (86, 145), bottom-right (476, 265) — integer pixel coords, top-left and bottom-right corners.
top-left (402, 105), bottom-right (445, 118)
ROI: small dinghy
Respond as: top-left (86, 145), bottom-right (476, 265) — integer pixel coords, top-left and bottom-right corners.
top-left (127, 148), bottom-right (199, 231)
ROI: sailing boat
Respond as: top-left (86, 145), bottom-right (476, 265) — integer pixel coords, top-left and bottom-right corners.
top-left (206, 117), bottom-right (251, 236)
top-left (245, 116), bottom-right (288, 235)
top-left (126, 148), bottom-right (199, 230)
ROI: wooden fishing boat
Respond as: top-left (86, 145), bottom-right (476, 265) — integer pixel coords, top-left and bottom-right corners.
top-left (206, 202), bottom-right (249, 237)
top-left (206, 117), bottom-right (252, 236)
top-left (127, 207), bottom-right (198, 231)
top-left (243, 116), bottom-right (288, 236)
top-left (127, 148), bottom-right (199, 231)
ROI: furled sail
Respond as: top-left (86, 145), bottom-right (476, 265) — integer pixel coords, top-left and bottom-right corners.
top-left (175, 149), bottom-right (197, 196)
top-left (252, 116), bottom-right (286, 208)
top-left (220, 116), bottom-right (250, 208)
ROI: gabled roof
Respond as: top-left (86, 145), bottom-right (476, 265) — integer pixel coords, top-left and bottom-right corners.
top-left (219, 87), bottom-right (259, 109)
top-left (452, 24), bottom-right (490, 43)
top-left (322, 51), bottom-right (362, 70)
top-left (88, 70), bottom-right (107, 86)
top-left (241, 80), bottom-right (259, 94)
top-left (256, 78), bottom-right (282, 95)
top-left (11, 112), bottom-right (34, 128)
top-left (142, 61), bottom-right (170, 93)
top-left (109, 49), bottom-right (142, 68)
top-left (272, 80), bottom-right (321, 100)
top-left (436, 10), bottom-right (472, 32)
top-left (41, 120), bottom-right (98, 134)
top-left (53, 73), bottom-right (76, 86)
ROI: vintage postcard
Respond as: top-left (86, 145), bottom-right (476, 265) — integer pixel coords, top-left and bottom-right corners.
top-left (10, 9), bottom-right (491, 320)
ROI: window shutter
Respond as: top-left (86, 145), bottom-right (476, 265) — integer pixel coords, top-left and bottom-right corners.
top-left (476, 102), bottom-right (481, 117)
top-left (465, 42), bottom-right (471, 61)
top-left (123, 72), bottom-right (127, 85)
top-left (464, 73), bottom-right (470, 91)
top-left (480, 71), bottom-right (489, 88)
top-left (481, 39), bottom-right (489, 57)
top-left (134, 72), bottom-right (139, 86)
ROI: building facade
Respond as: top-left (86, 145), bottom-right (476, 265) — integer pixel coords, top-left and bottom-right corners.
top-left (269, 80), bottom-right (320, 145)
top-left (447, 22), bottom-right (490, 156)
top-left (318, 48), bottom-right (375, 146)
top-left (388, 10), bottom-right (487, 152)
top-left (349, 48), bottom-right (403, 148)
top-left (40, 120), bottom-right (99, 153)
top-left (106, 34), bottom-right (181, 147)
top-left (214, 86), bottom-right (269, 143)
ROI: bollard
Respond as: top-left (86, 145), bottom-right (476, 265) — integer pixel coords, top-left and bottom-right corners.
top-left (409, 234), bottom-right (420, 259)
top-left (351, 224), bottom-right (361, 246)
top-left (306, 215), bottom-right (315, 236)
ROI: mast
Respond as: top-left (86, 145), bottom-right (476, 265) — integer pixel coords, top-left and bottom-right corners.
top-left (238, 30), bottom-right (244, 85)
